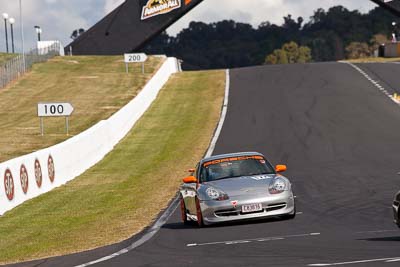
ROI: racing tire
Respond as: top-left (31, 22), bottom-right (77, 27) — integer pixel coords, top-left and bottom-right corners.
top-left (195, 197), bottom-right (204, 227)
top-left (180, 197), bottom-right (189, 225)
top-left (397, 210), bottom-right (400, 228)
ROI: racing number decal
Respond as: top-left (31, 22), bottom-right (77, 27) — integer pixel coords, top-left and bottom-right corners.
top-left (20, 164), bottom-right (29, 194)
top-left (34, 159), bottom-right (42, 188)
top-left (4, 169), bottom-right (14, 201)
top-left (48, 155), bottom-right (55, 183)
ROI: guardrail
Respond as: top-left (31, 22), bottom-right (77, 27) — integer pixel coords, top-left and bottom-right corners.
top-left (0, 57), bottom-right (179, 215)
top-left (0, 43), bottom-right (61, 89)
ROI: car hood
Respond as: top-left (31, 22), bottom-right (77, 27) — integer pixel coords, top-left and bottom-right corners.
top-left (204, 174), bottom-right (280, 197)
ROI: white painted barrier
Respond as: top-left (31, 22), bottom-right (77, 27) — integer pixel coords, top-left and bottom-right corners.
top-left (0, 57), bottom-right (179, 215)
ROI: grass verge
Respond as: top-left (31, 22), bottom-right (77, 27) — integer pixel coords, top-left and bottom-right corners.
top-left (0, 53), bottom-right (18, 66)
top-left (343, 57), bottom-right (400, 63)
top-left (0, 70), bottom-right (225, 264)
top-left (0, 55), bottom-right (162, 162)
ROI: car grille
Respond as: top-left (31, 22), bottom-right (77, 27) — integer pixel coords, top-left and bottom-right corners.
top-left (215, 203), bottom-right (287, 217)
top-left (215, 209), bottom-right (239, 217)
top-left (266, 203), bottom-right (287, 212)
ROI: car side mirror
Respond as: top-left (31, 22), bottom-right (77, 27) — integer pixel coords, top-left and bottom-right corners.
top-left (183, 176), bottom-right (197, 184)
top-left (275, 165), bottom-right (287, 173)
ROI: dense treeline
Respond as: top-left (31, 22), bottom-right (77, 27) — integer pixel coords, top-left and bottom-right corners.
top-left (143, 5), bottom-right (398, 69)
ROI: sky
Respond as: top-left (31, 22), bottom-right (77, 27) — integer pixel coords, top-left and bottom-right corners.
top-left (0, 0), bottom-right (378, 53)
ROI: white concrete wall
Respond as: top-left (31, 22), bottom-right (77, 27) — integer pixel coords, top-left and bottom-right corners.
top-left (37, 41), bottom-right (65, 56)
top-left (0, 57), bottom-right (179, 215)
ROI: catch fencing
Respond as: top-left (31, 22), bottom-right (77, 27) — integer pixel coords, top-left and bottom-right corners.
top-left (0, 43), bottom-right (61, 89)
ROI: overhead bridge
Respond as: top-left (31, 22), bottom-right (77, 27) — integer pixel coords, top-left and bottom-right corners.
top-left (370, 0), bottom-right (400, 16)
top-left (65, 0), bottom-right (205, 55)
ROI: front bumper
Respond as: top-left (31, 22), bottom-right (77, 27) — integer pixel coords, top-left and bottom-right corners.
top-left (200, 191), bottom-right (295, 225)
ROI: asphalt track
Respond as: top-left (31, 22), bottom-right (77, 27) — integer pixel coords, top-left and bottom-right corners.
top-left (7, 62), bottom-right (400, 266)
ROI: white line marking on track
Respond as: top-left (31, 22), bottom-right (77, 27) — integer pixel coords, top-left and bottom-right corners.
top-left (343, 62), bottom-right (400, 106)
top-left (75, 71), bottom-right (232, 267)
top-left (205, 69), bottom-right (230, 158)
top-left (74, 197), bottom-right (180, 267)
top-left (187, 232), bottom-right (320, 247)
top-left (308, 257), bottom-right (400, 266)
top-left (386, 258), bottom-right (400, 262)
top-left (355, 229), bottom-right (398, 234)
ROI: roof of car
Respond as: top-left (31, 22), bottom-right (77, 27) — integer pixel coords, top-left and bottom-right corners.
top-left (200, 152), bottom-right (265, 165)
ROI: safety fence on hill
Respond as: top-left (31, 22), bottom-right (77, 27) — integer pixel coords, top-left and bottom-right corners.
top-left (0, 43), bottom-right (61, 89)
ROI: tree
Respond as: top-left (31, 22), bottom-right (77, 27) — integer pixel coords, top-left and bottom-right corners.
top-left (298, 46), bottom-right (312, 63)
top-left (265, 41), bottom-right (312, 65)
top-left (265, 53), bottom-right (277, 65)
top-left (70, 28), bottom-right (85, 40)
top-left (282, 41), bottom-right (299, 63)
top-left (266, 49), bottom-right (289, 64)
top-left (369, 34), bottom-right (389, 54)
top-left (345, 42), bottom-right (371, 59)
top-left (143, 5), bottom-right (397, 69)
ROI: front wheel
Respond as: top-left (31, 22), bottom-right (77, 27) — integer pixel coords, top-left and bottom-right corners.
top-left (180, 197), bottom-right (189, 224)
top-left (195, 197), bottom-right (204, 227)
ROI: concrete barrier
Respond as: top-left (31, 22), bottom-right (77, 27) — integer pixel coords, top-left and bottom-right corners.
top-left (0, 57), bottom-right (179, 215)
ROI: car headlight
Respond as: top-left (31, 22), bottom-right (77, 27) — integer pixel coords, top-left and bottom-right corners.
top-left (206, 187), bottom-right (229, 201)
top-left (269, 178), bottom-right (287, 194)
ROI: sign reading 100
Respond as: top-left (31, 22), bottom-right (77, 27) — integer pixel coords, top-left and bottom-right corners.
top-left (37, 103), bottom-right (74, 117)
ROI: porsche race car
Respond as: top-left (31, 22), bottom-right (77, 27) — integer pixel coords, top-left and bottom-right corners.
top-left (180, 152), bottom-right (296, 227)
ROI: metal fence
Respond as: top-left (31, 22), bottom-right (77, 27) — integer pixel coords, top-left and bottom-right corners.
top-left (0, 43), bottom-right (61, 89)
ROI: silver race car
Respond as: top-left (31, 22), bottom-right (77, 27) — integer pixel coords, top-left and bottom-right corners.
top-left (180, 152), bottom-right (296, 226)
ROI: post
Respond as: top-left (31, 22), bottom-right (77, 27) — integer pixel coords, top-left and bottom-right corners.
top-left (19, 0), bottom-right (26, 71)
top-left (40, 117), bottom-right (44, 136)
top-left (10, 23), bottom-right (14, 53)
top-left (126, 63), bottom-right (129, 74)
top-left (3, 16), bottom-right (9, 53)
top-left (142, 62), bottom-right (145, 74)
top-left (66, 117), bottom-right (69, 135)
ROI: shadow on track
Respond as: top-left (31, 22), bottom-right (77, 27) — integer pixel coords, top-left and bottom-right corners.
top-left (359, 236), bottom-right (400, 242)
top-left (162, 215), bottom-right (293, 230)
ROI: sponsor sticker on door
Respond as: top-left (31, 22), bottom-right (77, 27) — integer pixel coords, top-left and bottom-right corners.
top-left (141, 0), bottom-right (181, 20)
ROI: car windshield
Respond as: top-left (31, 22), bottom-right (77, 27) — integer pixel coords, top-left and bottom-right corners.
top-left (200, 156), bottom-right (275, 182)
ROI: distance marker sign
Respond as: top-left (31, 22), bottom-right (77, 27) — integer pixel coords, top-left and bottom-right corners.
top-left (37, 102), bottom-right (74, 135)
top-left (124, 53), bottom-right (148, 63)
top-left (124, 53), bottom-right (148, 74)
top-left (38, 103), bottom-right (74, 117)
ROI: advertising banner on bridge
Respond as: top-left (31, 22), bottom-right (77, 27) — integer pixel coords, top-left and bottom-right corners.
top-left (65, 0), bottom-right (204, 55)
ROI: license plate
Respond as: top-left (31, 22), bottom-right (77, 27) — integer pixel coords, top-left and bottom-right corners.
top-left (241, 203), bottom-right (263, 213)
